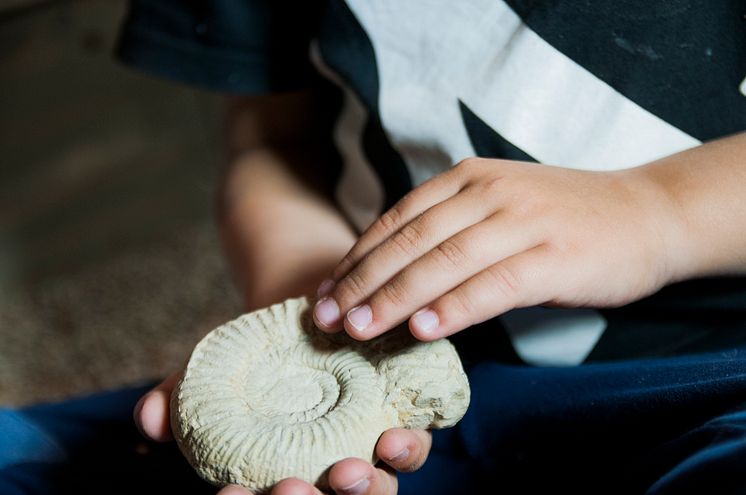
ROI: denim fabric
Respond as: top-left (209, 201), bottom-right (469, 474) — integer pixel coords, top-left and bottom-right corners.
top-left (4, 349), bottom-right (746, 494)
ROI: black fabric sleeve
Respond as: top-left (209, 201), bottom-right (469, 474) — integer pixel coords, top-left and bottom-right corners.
top-left (115, 0), bottom-right (323, 94)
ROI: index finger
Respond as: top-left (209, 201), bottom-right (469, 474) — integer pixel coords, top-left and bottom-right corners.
top-left (328, 169), bottom-right (464, 285)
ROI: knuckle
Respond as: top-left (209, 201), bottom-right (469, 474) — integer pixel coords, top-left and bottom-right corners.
top-left (454, 156), bottom-right (482, 175)
top-left (442, 290), bottom-right (476, 321)
top-left (391, 219), bottom-right (426, 255)
top-left (485, 263), bottom-right (522, 301)
top-left (339, 269), bottom-right (369, 302)
top-left (377, 201), bottom-right (407, 236)
top-left (334, 252), bottom-right (357, 277)
top-left (379, 279), bottom-right (408, 306)
top-left (480, 176), bottom-right (504, 195)
top-left (433, 239), bottom-right (469, 269)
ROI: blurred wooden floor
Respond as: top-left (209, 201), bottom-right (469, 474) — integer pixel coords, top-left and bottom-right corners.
top-left (0, 0), bottom-right (242, 406)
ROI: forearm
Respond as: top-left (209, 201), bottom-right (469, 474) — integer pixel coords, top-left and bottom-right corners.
top-left (633, 131), bottom-right (746, 282)
top-left (219, 93), bottom-right (356, 310)
top-left (219, 147), bottom-right (356, 310)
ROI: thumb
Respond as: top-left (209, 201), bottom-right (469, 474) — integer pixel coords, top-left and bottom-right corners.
top-left (133, 370), bottom-right (182, 442)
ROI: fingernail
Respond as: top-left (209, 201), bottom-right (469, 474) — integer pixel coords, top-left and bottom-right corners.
top-left (346, 305), bottom-right (373, 332)
top-left (314, 297), bottom-right (340, 327)
top-left (387, 447), bottom-right (409, 463)
top-left (317, 278), bottom-right (335, 298)
top-left (339, 477), bottom-right (370, 495)
top-left (411, 308), bottom-right (439, 335)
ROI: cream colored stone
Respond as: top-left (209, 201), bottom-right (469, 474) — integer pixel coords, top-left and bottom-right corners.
top-left (171, 297), bottom-right (470, 493)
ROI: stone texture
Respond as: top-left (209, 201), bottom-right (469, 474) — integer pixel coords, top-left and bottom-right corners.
top-left (171, 297), bottom-right (470, 493)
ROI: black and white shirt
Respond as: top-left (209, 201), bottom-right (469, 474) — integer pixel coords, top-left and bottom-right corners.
top-left (118, 0), bottom-right (746, 366)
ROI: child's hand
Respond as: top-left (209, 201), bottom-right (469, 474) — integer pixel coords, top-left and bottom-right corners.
top-left (134, 373), bottom-right (429, 495)
top-left (313, 157), bottom-right (684, 341)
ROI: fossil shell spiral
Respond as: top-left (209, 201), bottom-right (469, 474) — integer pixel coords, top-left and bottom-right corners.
top-left (171, 297), bottom-right (470, 493)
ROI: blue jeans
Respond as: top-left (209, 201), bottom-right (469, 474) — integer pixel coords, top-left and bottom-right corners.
top-left (4, 340), bottom-right (746, 494)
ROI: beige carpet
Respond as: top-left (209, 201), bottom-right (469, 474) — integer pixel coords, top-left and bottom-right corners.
top-left (0, 223), bottom-right (242, 406)
top-left (0, 0), bottom-right (243, 406)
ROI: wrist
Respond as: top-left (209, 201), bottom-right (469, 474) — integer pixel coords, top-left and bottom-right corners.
top-left (618, 164), bottom-right (695, 286)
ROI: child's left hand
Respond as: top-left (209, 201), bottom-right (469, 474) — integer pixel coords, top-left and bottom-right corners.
top-left (136, 373), bottom-right (430, 495)
top-left (313, 157), bottom-right (686, 341)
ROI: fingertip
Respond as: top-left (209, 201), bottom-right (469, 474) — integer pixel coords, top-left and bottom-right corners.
top-left (342, 321), bottom-right (375, 342)
top-left (217, 485), bottom-right (253, 495)
top-left (328, 458), bottom-right (374, 493)
top-left (314, 318), bottom-right (340, 334)
top-left (376, 430), bottom-right (410, 464)
top-left (316, 278), bottom-right (336, 298)
top-left (377, 429), bottom-right (432, 473)
top-left (314, 318), bottom-right (343, 334)
top-left (138, 389), bottom-right (173, 442)
top-left (409, 325), bottom-right (438, 342)
top-left (272, 478), bottom-right (321, 495)
top-left (408, 309), bottom-right (441, 341)
top-left (313, 297), bottom-right (342, 333)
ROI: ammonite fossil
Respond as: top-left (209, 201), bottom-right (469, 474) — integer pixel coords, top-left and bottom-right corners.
top-left (171, 297), bottom-right (470, 493)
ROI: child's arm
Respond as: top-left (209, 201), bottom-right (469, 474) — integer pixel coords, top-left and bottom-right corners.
top-left (219, 91), bottom-right (356, 309)
top-left (312, 132), bottom-right (746, 342)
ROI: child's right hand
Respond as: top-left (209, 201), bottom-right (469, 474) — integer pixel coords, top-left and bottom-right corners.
top-left (134, 371), bottom-right (431, 495)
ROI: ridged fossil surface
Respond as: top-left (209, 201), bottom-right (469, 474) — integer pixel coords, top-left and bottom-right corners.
top-left (171, 297), bottom-right (470, 493)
